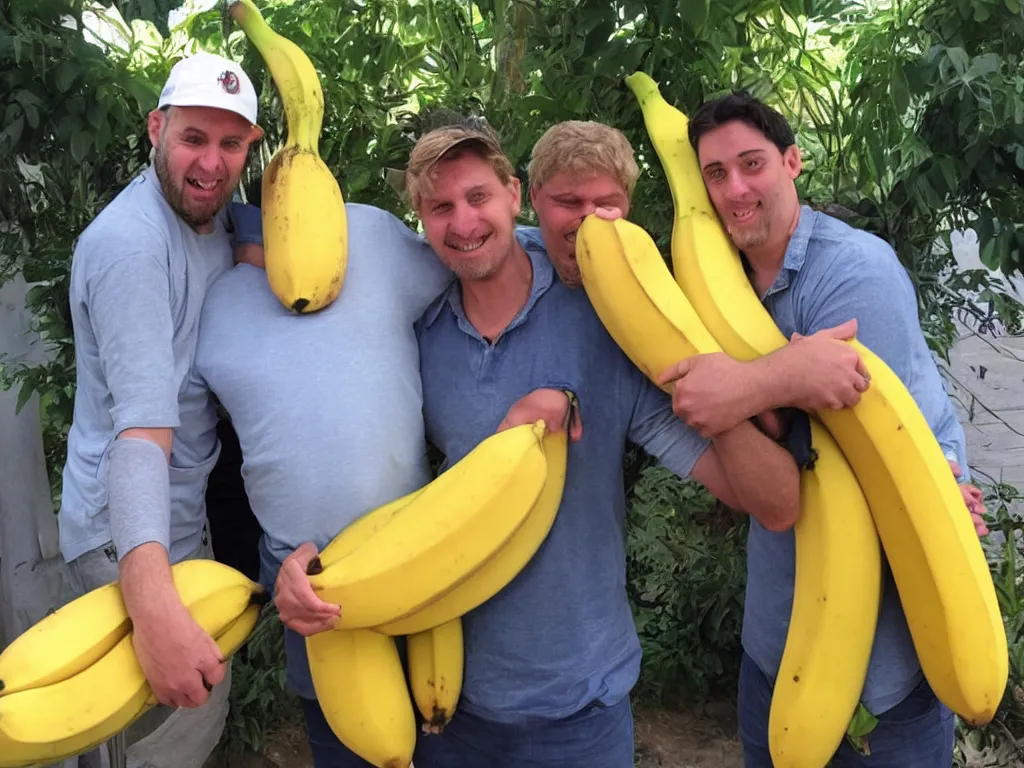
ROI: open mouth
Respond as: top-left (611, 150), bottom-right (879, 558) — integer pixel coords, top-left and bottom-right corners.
top-left (446, 234), bottom-right (490, 252)
top-left (731, 202), bottom-right (761, 225)
top-left (187, 177), bottom-right (222, 193)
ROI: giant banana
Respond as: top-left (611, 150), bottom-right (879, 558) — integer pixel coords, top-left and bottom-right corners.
top-left (377, 427), bottom-right (568, 636)
top-left (307, 628), bottom-right (416, 768)
top-left (229, 0), bottom-right (347, 313)
top-left (624, 70), bottom-right (1007, 725)
top-left (0, 573), bottom-right (264, 767)
top-left (576, 214), bottom-right (880, 767)
top-left (315, 487), bottom-right (426, 571)
top-left (0, 559), bottom-right (264, 698)
top-left (307, 422), bottom-right (549, 628)
top-left (407, 618), bottom-right (464, 733)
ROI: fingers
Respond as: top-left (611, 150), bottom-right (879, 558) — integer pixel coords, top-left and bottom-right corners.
top-left (287, 616), bottom-right (342, 637)
top-left (972, 512), bottom-right (990, 537)
top-left (818, 318), bottom-right (858, 340)
top-left (594, 206), bottom-right (624, 221)
top-left (854, 355), bottom-right (871, 382)
top-left (496, 416), bottom-right (512, 433)
top-left (657, 358), bottom-right (692, 387)
top-left (286, 541), bottom-right (320, 572)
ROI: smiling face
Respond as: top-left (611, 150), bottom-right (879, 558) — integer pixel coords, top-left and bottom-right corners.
top-left (695, 119), bottom-right (802, 255)
top-left (529, 171), bottom-right (630, 288)
top-left (417, 149), bottom-right (522, 282)
top-left (147, 106), bottom-right (260, 232)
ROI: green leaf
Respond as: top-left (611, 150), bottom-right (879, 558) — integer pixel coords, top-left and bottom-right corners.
top-left (55, 61), bottom-right (78, 93)
top-left (946, 46), bottom-right (970, 76)
top-left (679, 0), bottom-right (711, 32)
top-left (16, 382), bottom-right (34, 415)
top-left (1006, 0), bottom-right (1021, 12)
top-left (891, 64), bottom-right (910, 115)
top-left (70, 131), bottom-right (92, 164)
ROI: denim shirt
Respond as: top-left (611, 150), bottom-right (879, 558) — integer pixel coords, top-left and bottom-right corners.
top-left (414, 227), bottom-right (710, 724)
top-left (742, 205), bottom-right (970, 715)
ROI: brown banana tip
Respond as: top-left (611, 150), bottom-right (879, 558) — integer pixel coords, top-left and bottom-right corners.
top-left (0, 679), bottom-right (5, 693)
top-left (306, 556), bottom-right (323, 576)
top-left (249, 588), bottom-right (272, 606)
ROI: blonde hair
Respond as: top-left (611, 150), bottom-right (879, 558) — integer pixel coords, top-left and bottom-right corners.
top-left (405, 123), bottom-right (515, 212)
top-left (528, 121), bottom-right (639, 197)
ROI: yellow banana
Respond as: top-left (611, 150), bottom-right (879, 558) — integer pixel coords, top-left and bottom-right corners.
top-left (308, 422), bottom-right (549, 629)
top-left (407, 618), bottom-right (464, 733)
top-left (0, 559), bottom-right (263, 698)
top-left (768, 419), bottom-right (881, 767)
top-left (624, 70), bottom-right (1007, 725)
top-left (229, 0), bottom-right (347, 313)
top-left (0, 580), bottom-right (263, 767)
top-left (307, 628), bottom-right (416, 768)
top-left (576, 214), bottom-right (879, 766)
top-left (376, 428), bottom-right (567, 636)
top-left (316, 487), bottom-right (426, 571)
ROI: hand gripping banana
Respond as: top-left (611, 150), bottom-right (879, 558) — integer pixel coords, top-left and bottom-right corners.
top-left (576, 215), bottom-right (880, 767)
top-left (408, 618), bottom-right (464, 733)
top-left (0, 559), bottom-right (263, 698)
top-left (624, 70), bottom-right (1008, 726)
top-left (229, 0), bottom-right (347, 313)
top-left (377, 427), bottom-right (568, 636)
top-left (307, 628), bottom-right (416, 768)
top-left (307, 422), bottom-right (549, 628)
top-left (0, 563), bottom-right (265, 767)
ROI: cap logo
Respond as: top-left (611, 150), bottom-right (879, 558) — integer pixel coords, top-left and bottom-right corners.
top-left (218, 70), bottom-right (240, 95)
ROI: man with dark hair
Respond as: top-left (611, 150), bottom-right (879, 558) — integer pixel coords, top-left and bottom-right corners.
top-left (662, 90), bottom-right (988, 766)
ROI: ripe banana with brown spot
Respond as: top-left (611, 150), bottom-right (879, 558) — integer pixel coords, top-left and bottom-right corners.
top-left (407, 617), bottom-right (464, 734)
top-left (229, 0), bottom-right (347, 313)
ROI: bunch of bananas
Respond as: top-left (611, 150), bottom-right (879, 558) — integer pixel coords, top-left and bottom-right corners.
top-left (574, 70), bottom-right (1008, 767)
top-left (0, 559), bottom-right (266, 767)
top-left (304, 421), bottom-right (569, 768)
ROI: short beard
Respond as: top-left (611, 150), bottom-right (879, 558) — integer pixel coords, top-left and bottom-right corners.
top-left (153, 143), bottom-right (233, 231)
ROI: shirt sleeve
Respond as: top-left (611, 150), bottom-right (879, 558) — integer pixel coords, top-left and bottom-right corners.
top-left (84, 252), bottom-right (180, 434)
top-left (388, 212), bottom-right (454, 312)
top-left (801, 238), bottom-right (968, 477)
top-left (626, 366), bottom-right (711, 479)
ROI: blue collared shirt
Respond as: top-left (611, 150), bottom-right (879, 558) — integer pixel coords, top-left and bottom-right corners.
top-left (742, 205), bottom-right (970, 714)
top-left (415, 227), bottom-right (711, 724)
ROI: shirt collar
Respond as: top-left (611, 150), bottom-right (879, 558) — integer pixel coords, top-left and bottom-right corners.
top-left (421, 226), bottom-right (555, 331)
top-left (744, 204), bottom-right (815, 299)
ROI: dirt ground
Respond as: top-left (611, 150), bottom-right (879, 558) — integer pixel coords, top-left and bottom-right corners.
top-left (220, 702), bottom-right (744, 768)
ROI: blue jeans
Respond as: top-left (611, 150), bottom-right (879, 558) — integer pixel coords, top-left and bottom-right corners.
top-left (300, 696), bottom-right (379, 768)
top-left (413, 696), bottom-right (635, 768)
top-left (737, 652), bottom-right (955, 767)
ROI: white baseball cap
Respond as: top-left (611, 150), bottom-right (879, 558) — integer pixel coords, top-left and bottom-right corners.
top-left (157, 51), bottom-right (259, 125)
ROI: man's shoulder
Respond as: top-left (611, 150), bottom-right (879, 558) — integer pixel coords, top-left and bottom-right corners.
top-left (74, 169), bottom-right (173, 268)
top-left (804, 208), bottom-right (904, 280)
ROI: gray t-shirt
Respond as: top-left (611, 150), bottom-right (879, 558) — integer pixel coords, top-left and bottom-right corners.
top-left (58, 166), bottom-right (232, 564)
top-left (193, 202), bottom-right (453, 565)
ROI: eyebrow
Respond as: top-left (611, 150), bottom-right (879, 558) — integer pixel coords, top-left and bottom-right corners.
top-left (701, 148), bottom-right (767, 172)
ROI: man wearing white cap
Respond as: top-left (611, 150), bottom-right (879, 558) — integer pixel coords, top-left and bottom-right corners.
top-left (56, 51), bottom-right (263, 767)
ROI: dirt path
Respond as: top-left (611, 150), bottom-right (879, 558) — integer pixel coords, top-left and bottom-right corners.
top-left (220, 702), bottom-right (743, 768)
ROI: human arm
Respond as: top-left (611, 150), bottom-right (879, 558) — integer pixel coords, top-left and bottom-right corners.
top-left (86, 251), bottom-right (222, 707)
top-left (629, 375), bottom-right (800, 530)
top-left (227, 201), bottom-right (265, 267)
top-left (496, 388), bottom-right (583, 441)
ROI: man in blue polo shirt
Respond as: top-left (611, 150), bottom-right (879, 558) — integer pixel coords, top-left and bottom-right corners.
top-left (394, 118), bottom-right (806, 767)
top-left (657, 92), bottom-right (989, 767)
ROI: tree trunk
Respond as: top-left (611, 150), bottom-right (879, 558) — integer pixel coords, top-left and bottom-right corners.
top-left (0, 274), bottom-right (76, 649)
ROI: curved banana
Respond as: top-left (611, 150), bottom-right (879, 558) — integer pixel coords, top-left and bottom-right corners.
top-left (308, 422), bottom-right (549, 629)
top-left (769, 419), bottom-right (881, 767)
top-left (407, 618), bottom-right (464, 733)
top-left (0, 559), bottom-right (263, 697)
top-left (0, 581), bottom-right (263, 767)
top-left (316, 487), bottom-right (426, 571)
top-left (229, 0), bottom-right (347, 313)
top-left (625, 69), bottom-right (1007, 725)
top-left (377, 428), bottom-right (567, 636)
top-left (576, 214), bottom-right (880, 766)
top-left (307, 628), bottom-right (416, 768)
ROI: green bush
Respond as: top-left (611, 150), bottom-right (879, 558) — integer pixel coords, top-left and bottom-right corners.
top-left (626, 464), bottom-right (749, 707)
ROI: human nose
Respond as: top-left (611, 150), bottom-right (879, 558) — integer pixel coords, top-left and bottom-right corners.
top-left (196, 144), bottom-right (224, 174)
top-left (450, 201), bottom-right (481, 233)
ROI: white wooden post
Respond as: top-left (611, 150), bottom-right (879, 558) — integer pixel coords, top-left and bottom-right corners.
top-left (0, 274), bottom-right (77, 649)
